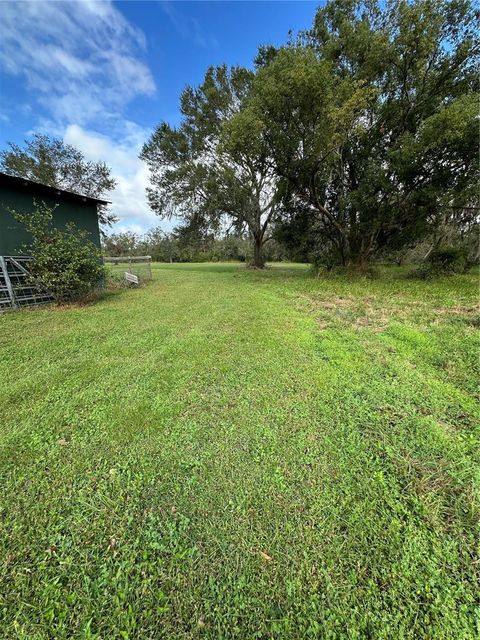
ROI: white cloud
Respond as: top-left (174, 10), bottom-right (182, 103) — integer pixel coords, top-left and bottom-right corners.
top-left (0, 0), bottom-right (155, 126)
top-left (0, 0), bottom-right (167, 233)
top-left (63, 123), bottom-right (168, 232)
top-left (114, 222), bottom-right (148, 236)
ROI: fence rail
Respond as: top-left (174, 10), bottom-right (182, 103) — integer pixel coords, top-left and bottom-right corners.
top-left (103, 255), bottom-right (153, 264)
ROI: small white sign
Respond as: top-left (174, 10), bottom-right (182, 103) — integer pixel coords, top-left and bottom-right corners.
top-left (124, 272), bottom-right (139, 285)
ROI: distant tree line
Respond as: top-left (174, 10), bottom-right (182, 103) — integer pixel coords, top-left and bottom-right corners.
top-left (141, 0), bottom-right (478, 270)
top-left (101, 224), bottom-right (289, 263)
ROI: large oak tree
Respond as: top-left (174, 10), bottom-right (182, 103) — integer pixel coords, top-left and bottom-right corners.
top-left (252, 0), bottom-right (478, 267)
top-left (140, 66), bottom-right (283, 268)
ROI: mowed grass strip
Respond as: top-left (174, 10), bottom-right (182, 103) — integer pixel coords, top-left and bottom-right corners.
top-left (0, 263), bottom-right (478, 639)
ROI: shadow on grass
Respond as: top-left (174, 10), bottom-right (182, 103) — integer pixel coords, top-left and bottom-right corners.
top-left (36, 288), bottom-right (125, 312)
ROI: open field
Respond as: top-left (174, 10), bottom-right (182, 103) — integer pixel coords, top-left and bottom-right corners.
top-left (0, 263), bottom-right (479, 639)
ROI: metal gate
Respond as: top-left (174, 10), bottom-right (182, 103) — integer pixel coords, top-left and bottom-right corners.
top-left (0, 256), bottom-right (55, 312)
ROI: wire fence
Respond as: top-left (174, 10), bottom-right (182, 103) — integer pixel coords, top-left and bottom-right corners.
top-left (103, 255), bottom-right (153, 286)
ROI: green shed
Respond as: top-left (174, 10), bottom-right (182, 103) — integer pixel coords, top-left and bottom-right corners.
top-left (0, 171), bottom-right (107, 256)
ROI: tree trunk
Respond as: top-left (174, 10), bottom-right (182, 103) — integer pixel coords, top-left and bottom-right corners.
top-left (355, 255), bottom-right (369, 271)
top-left (251, 236), bottom-right (265, 268)
top-left (351, 232), bottom-right (376, 271)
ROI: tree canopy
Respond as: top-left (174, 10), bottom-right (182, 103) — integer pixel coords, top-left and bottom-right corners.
top-left (0, 134), bottom-right (117, 226)
top-left (140, 65), bottom-right (283, 267)
top-left (251, 0), bottom-right (478, 266)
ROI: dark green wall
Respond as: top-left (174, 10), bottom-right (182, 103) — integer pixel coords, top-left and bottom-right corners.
top-left (0, 185), bottom-right (101, 255)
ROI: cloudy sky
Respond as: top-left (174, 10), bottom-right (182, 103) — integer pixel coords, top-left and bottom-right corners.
top-left (0, 0), bottom-right (316, 234)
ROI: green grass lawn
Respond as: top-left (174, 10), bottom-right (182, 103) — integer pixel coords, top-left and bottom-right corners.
top-left (0, 263), bottom-right (478, 639)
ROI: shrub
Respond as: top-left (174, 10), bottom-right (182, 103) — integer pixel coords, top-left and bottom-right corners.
top-left (10, 201), bottom-right (106, 302)
top-left (409, 245), bottom-right (471, 279)
top-left (428, 246), bottom-right (469, 274)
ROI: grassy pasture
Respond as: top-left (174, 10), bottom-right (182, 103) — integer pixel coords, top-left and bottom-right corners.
top-left (0, 262), bottom-right (478, 639)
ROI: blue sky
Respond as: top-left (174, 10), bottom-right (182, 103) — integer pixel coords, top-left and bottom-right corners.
top-left (0, 1), bottom-right (318, 233)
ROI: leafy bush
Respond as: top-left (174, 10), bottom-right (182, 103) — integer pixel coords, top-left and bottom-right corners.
top-left (11, 201), bottom-right (106, 302)
top-left (311, 253), bottom-right (337, 274)
top-left (428, 246), bottom-right (469, 273)
top-left (409, 245), bottom-right (471, 279)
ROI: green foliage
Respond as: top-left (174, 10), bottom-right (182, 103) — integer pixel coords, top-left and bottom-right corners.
top-left (140, 66), bottom-right (282, 268)
top-left (411, 245), bottom-right (472, 279)
top-left (102, 225), bottom-right (288, 264)
top-left (251, 0), bottom-right (478, 266)
top-left (0, 134), bottom-right (117, 225)
top-left (429, 245), bottom-right (470, 274)
top-left (140, 0), bottom-right (477, 269)
top-left (11, 201), bottom-right (106, 302)
top-left (0, 263), bottom-right (478, 638)
top-left (142, 227), bottom-right (177, 263)
top-left (102, 231), bottom-right (142, 257)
